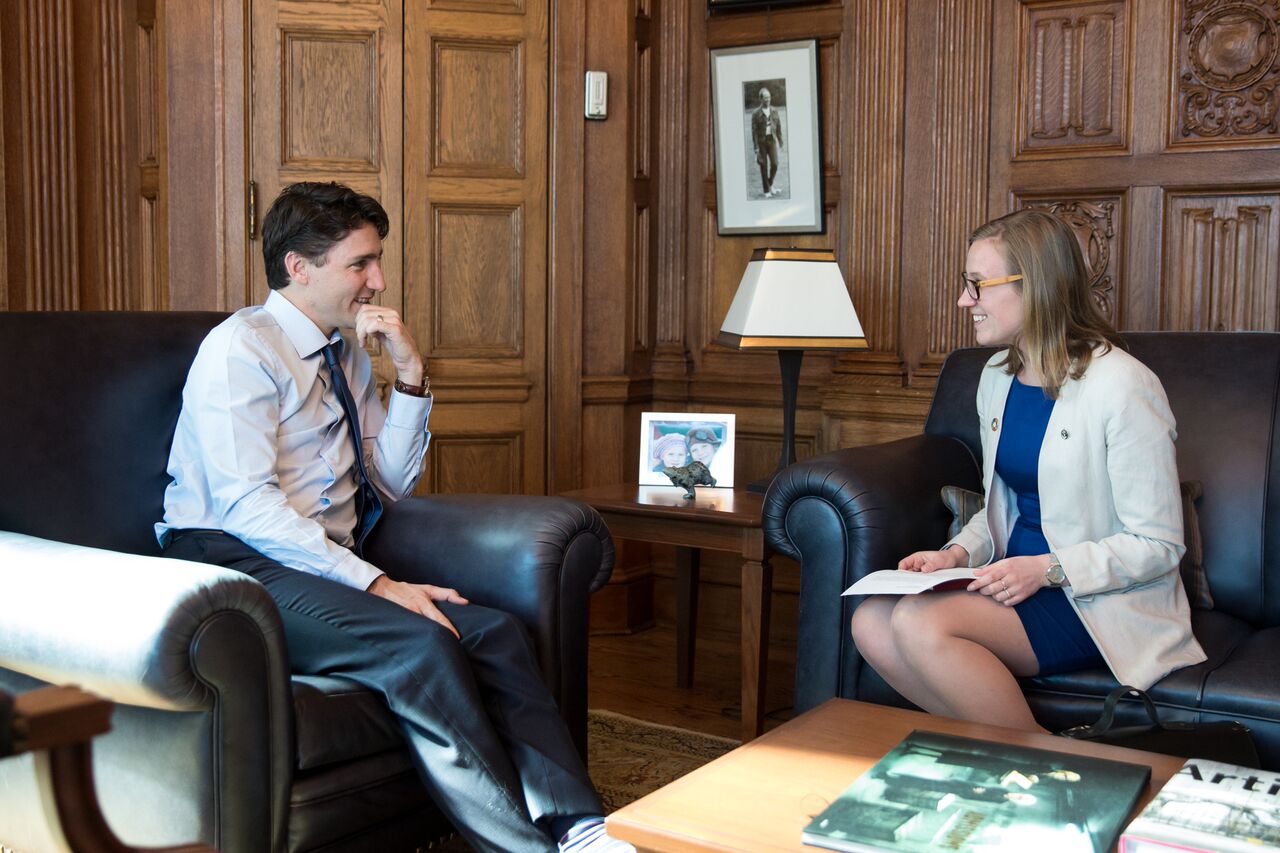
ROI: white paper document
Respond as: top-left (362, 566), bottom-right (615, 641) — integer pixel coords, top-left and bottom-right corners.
top-left (841, 567), bottom-right (979, 596)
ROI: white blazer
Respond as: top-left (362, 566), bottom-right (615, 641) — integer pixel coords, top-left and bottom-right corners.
top-left (948, 345), bottom-right (1206, 690)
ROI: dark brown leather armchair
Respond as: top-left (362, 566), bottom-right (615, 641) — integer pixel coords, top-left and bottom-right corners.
top-left (763, 333), bottom-right (1280, 770)
top-left (0, 312), bottom-right (614, 852)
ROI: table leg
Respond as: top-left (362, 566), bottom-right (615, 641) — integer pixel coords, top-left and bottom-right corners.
top-left (740, 555), bottom-right (772, 741)
top-left (675, 546), bottom-right (700, 688)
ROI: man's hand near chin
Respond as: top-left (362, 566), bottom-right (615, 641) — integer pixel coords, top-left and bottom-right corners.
top-left (367, 576), bottom-right (468, 638)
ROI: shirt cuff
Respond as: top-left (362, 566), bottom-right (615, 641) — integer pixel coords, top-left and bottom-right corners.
top-left (332, 550), bottom-right (385, 590)
top-left (386, 388), bottom-right (432, 430)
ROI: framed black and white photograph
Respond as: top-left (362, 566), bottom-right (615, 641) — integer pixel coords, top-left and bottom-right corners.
top-left (710, 40), bottom-right (821, 235)
top-left (637, 412), bottom-right (736, 488)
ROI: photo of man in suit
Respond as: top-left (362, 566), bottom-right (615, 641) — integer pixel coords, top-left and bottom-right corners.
top-left (747, 83), bottom-right (787, 199)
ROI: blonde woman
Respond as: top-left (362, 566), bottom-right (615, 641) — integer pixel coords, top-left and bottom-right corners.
top-left (851, 209), bottom-right (1205, 731)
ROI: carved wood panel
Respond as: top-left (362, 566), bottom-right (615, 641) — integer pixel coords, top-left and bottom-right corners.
top-left (1172, 0), bottom-right (1280, 147)
top-left (431, 38), bottom-right (523, 176)
top-left (1017, 194), bottom-right (1124, 322)
top-left (282, 29), bottom-right (380, 169)
top-left (428, 434), bottom-right (523, 494)
top-left (430, 203), bottom-right (523, 356)
top-left (1017, 0), bottom-right (1129, 155)
top-left (1163, 191), bottom-right (1280, 330)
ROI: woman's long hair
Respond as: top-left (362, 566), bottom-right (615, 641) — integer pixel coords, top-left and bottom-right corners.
top-left (968, 209), bottom-right (1121, 398)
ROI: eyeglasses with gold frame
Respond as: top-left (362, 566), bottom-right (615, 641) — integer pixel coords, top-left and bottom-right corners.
top-left (960, 273), bottom-right (1024, 302)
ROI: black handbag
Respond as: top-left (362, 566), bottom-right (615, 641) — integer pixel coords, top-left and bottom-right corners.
top-left (1059, 685), bottom-right (1260, 768)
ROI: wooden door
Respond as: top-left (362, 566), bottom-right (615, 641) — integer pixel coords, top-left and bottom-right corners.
top-left (403, 0), bottom-right (549, 495)
top-left (989, 0), bottom-right (1280, 332)
top-left (248, 0), bottom-right (403, 313)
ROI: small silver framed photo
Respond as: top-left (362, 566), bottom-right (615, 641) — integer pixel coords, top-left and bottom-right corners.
top-left (638, 412), bottom-right (736, 488)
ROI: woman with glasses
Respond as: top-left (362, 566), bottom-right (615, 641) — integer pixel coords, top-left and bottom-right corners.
top-left (850, 208), bottom-right (1205, 732)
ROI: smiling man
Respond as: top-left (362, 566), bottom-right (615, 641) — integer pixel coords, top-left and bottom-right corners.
top-left (156, 182), bottom-right (629, 853)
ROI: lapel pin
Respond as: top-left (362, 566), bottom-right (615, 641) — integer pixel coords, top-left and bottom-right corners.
top-left (991, 417), bottom-right (999, 431)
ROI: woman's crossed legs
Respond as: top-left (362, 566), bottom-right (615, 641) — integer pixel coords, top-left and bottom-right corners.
top-left (851, 591), bottom-right (1046, 732)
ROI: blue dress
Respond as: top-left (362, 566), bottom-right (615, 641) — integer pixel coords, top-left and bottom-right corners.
top-left (995, 377), bottom-right (1105, 675)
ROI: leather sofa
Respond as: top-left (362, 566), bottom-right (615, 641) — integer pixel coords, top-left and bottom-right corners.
top-left (763, 333), bottom-right (1280, 770)
top-left (0, 312), bottom-right (615, 852)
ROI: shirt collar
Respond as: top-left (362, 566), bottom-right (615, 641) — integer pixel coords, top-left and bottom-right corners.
top-left (263, 290), bottom-right (342, 359)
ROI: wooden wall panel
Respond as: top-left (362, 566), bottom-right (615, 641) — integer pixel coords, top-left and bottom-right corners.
top-left (405, 0), bottom-right (547, 495)
top-left (428, 434), bottom-right (522, 494)
top-left (249, 0), bottom-right (400, 309)
top-left (1017, 0), bottom-right (1130, 156)
top-left (19, 0), bottom-right (79, 310)
top-left (844, 0), bottom-right (905, 358)
top-left (1171, 0), bottom-right (1280, 148)
top-left (432, 39), bottom-right (523, 175)
top-left (431, 203), bottom-right (522, 355)
top-left (282, 30), bottom-right (380, 169)
top-left (924, 0), bottom-right (993, 359)
top-left (1, 0), bottom-right (148, 313)
top-left (1163, 191), bottom-right (1280, 330)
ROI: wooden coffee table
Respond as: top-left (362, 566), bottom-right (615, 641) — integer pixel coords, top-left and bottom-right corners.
top-left (561, 484), bottom-right (773, 741)
top-left (606, 698), bottom-right (1184, 853)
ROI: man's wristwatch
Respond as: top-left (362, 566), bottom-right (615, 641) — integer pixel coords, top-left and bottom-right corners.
top-left (393, 373), bottom-right (430, 397)
top-left (1045, 553), bottom-right (1067, 587)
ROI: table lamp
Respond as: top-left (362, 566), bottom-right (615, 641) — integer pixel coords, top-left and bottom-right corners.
top-left (716, 248), bottom-right (867, 493)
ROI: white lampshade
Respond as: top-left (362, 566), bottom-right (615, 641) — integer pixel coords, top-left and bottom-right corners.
top-left (717, 248), bottom-right (866, 350)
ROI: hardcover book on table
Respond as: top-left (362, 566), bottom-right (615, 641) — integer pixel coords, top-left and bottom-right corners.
top-left (802, 730), bottom-right (1151, 853)
top-left (1120, 758), bottom-right (1280, 852)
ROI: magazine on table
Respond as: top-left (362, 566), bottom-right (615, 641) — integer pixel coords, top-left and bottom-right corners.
top-left (801, 729), bottom-right (1150, 853)
top-left (1120, 758), bottom-right (1280, 852)
top-left (841, 568), bottom-right (979, 597)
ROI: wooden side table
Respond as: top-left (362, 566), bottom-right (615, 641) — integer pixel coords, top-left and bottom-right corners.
top-left (561, 484), bottom-right (774, 741)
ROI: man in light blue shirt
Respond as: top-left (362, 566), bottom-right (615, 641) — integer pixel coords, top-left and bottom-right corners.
top-left (158, 182), bottom-right (628, 853)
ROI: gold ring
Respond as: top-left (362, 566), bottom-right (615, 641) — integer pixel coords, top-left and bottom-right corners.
top-left (1001, 580), bottom-right (1009, 593)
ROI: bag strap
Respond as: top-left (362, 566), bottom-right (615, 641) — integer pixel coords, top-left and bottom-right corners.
top-left (1076, 685), bottom-right (1162, 736)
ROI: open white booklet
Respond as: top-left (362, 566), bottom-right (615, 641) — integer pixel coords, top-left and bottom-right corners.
top-left (841, 567), bottom-right (979, 596)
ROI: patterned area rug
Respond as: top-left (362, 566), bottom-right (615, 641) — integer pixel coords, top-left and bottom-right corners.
top-left (586, 709), bottom-right (739, 814)
top-left (437, 710), bottom-right (739, 850)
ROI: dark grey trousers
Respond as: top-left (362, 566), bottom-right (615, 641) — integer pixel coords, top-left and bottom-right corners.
top-left (163, 530), bottom-right (601, 853)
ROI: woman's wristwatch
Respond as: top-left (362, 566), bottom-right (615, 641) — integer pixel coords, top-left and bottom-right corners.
top-left (1045, 553), bottom-right (1067, 587)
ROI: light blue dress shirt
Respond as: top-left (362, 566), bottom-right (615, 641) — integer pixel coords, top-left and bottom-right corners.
top-left (156, 290), bottom-right (433, 589)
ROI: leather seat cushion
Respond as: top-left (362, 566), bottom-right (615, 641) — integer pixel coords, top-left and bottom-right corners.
top-left (1200, 625), bottom-right (1280, 722)
top-left (1021, 608), bottom-right (1257, 712)
top-left (292, 675), bottom-right (406, 770)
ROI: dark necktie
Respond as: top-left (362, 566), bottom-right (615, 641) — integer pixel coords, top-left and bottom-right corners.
top-left (321, 341), bottom-right (383, 556)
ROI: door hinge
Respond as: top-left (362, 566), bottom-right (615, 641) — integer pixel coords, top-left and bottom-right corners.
top-left (247, 180), bottom-right (258, 241)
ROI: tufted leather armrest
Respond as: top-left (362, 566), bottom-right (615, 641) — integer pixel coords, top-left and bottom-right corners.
top-left (363, 494), bottom-right (614, 757)
top-left (761, 433), bottom-right (982, 713)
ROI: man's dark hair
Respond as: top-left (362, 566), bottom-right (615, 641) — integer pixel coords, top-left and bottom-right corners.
top-left (261, 182), bottom-right (390, 291)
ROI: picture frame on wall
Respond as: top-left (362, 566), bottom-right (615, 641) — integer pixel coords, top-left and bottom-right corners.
top-left (638, 412), bottom-right (736, 488)
top-left (709, 39), bottom-right (822, 235)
